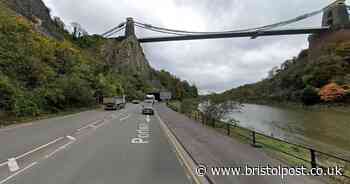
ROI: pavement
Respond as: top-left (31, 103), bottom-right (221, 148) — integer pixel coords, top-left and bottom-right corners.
top-left (0, 104), bottom-right (192, 184)
top-left (155, 103), bottom-right (328, 184)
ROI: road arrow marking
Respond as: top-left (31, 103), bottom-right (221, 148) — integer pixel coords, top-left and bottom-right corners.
top-left (146, 115), bottom-right (150, 123)
top-left (7, 158), bottom-right (19, 172)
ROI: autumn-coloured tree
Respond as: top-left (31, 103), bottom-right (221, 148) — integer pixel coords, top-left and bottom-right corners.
top-left (319, 83), bottom-right (346, 102)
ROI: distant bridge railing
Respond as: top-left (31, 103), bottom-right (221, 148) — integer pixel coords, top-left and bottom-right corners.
top-left (166, 102), bottom-right (350, 183)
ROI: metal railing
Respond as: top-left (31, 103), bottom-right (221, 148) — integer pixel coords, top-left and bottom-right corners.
top-left (167, 102), bottom-right (350, 182)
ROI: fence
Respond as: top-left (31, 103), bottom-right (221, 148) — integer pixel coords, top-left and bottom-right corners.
top-left (167, 102), bottom-right (350, 182)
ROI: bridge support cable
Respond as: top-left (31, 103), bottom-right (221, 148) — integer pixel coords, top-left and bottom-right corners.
top-left (133, 7), bottom-right (325, 36)
top-left (101, 22), bottom-right (126, 37)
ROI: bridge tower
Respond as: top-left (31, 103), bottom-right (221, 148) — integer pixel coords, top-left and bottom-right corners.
top-left (308, 0), bottom-right (350, 58)
top-left (125, 17), bottom-right (135, 37)
top-left (322, 0), bottom-right (350, 29)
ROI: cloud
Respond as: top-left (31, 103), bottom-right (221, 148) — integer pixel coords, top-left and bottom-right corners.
top-left (42, 0), bottom-right (347, 94)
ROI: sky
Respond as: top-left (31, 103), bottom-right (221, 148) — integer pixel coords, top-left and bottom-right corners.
top-left (42, 0), bottom-right (348, 94)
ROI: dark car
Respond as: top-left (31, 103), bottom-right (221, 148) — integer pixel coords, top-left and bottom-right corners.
top-left (132, 100), bottom-right (141, 104)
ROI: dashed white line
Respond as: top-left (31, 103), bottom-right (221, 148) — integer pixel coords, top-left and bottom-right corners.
top-left (146, 115), bottom-right (150, 123)
top-left (66, 136), bottom-right (76, 141)
top-left (44, 141), bottom-right (74, 159)
top-left (7, 158), bottom-right (19, 172)
top-left (0, 162), bottom-right (37, 184)
top-left (120, 114), bottom-right (130, 121)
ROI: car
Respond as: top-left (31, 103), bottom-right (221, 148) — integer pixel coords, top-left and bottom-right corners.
top-left (132, 100), bottom-right (141, 104)
top-left (142, 100), bottom-right (154, 115)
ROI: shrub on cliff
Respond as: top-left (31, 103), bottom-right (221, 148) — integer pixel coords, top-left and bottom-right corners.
top-left (301, 86), bottom-right (320, 105)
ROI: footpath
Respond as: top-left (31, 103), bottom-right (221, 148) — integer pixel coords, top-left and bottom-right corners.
top-left (155, 103), bottom-right (327, 184)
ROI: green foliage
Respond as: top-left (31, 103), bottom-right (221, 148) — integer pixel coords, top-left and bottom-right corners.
top-left (301, 86), bottom-right (320, 105)
top-left (215, 41), bottom-right (350, 105)
top-left (0, 2), bottom-right (198, 121)
top-left (180, 98), bottom-right (199, 114)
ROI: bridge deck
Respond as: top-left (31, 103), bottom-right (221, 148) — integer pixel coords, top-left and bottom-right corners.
top-left (138, 28), bottom-right (330, 43)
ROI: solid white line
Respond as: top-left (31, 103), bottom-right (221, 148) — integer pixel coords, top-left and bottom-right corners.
top-left (15, 137), bottom-right (64, 160)
top-left (0, 162), bottom-right (37, 184)
top-left (155, 112), bottom-right (205, 184)
top-left (0, 123), bottom-right (33, 132)
top-left (120, 114), bottom-right (130, 121)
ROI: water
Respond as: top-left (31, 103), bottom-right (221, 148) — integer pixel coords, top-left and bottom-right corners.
top-left (227, 104), bottom-right (350, 157)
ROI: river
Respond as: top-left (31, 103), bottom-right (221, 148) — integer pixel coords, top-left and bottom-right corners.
top-left (227, 104), bottom-right (350, 158)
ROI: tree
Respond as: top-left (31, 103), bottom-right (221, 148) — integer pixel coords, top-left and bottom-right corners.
top-left (301, 86), bottom-right (320, 105)
top-left (201, 94), bottom-right (242, 126)
top-left (319, 83), bottom-right (346, 102)
top-left (71, 22), bottom-right (88, 39)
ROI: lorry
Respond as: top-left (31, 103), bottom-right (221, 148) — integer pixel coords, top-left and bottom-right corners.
top-left (103, 96), bottom-right (126, 110)
top-left (145, 94), bottom-right (155, 103)
top-left (160, 91), bottom-right (172, 101)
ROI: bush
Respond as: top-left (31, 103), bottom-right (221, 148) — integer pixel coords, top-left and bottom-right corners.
top-left (0, 74), bottom-right (16, 110)
top-left (301, 86), bottom-right (320, 105)
top-left (13, 94), bottom-right (40, 117)
top-left (180, 98), bottom-right (199, 114)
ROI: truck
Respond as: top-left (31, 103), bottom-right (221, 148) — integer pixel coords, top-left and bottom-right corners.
top-left (103, 96), bottom-right (126, 110)
top-left (160, 91), bottom-right (172, 101)
top-left (145, 94), bottom-right (155, 104)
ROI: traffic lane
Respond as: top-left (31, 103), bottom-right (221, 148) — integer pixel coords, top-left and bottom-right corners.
top-left (0, 109), bottom-right (113, 163)
top-left (8, 105), bottom-right (190, 184)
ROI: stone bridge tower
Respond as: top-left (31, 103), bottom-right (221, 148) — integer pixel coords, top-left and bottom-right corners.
top-left (309, 0), bottom-right (350, 58)
top-left (125, 17), bottom-right (135, 37)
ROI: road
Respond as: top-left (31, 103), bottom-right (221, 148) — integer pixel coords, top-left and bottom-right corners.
top-left (0, 104), bottom-right (191, 184)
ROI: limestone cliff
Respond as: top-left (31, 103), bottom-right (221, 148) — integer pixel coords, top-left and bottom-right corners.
top-left (101, 36), bottom-right (152, 78)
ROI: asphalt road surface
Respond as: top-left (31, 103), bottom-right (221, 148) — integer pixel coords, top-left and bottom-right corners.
top-left (0, 104), bottom-right (191, 184)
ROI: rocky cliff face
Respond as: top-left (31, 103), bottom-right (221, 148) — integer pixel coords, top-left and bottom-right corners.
top-left (2, 0), bottom-right (63, 39)
top-left (101, 35), bottom-right (153, 78)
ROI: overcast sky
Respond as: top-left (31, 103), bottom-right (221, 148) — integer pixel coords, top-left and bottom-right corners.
top-left (43, 0), bottom-right (348, 94)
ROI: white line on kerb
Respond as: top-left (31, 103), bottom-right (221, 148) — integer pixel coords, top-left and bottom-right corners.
top-left (0, 162), bottom-right (37, 184)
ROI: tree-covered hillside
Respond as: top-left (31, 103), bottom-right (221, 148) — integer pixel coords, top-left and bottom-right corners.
top-left (218, 41), bottom-right (350, 106)
top-left (0, 1), bottom-right (197, 121)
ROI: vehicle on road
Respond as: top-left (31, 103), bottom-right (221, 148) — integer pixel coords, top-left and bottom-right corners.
top-left (103, 96), bottom-right (126, 110)
top-left (145, 94), bottom-right (155, 104)
top-left (132, 100), bottom-right (141, 104)
top-left (142, 100), bottom-right (154, 115)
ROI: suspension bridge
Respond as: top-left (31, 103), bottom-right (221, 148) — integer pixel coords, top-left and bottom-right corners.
top-left (101, 0), bottom-right (350, 43)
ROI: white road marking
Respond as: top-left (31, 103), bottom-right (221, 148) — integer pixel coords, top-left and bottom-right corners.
top-left (120, 114), bottom-right (130, 121)
top-left (15, 137), bottom-right (64, 160)
top-left (66, 136), bottom-right (76, 141)
top-left (146, 115), bottom-right (150, 123)
top-left (0, 123), bottom-right (33, 132)
top-left (44, 141), bottom-right (74, 159)
top-left (7, 158), bottom-right (19, 172)
top-left (88, 124), bottom-right (97, 128)
top-left (0, 162), bottom-right (37, 184)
